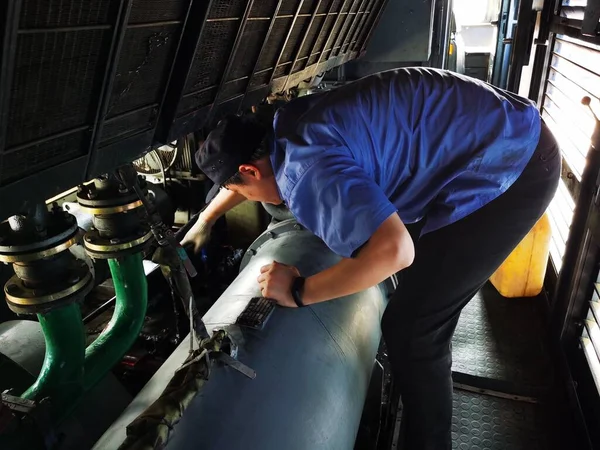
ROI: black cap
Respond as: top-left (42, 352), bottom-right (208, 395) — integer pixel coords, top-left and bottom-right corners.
top-left (195, 115), bottom-right (267, 203)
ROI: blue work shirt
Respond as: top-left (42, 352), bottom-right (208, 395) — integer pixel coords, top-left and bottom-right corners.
top-left (270, 68), bottom-right (541, 258)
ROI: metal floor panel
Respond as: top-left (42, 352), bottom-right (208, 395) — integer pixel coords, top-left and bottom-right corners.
top-left (451, 284), bottom-right (552, 391)
top-left (451, 390), bottom-right (553, 450)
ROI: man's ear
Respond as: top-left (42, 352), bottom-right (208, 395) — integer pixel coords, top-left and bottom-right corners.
top-left (238, 164), bottom-right (262, 180)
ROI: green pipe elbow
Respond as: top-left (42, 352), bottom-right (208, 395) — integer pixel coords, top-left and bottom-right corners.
top-left (83, 252), bottom-right (148, 391)
top-left (21, 303), bottom-right (85, 406)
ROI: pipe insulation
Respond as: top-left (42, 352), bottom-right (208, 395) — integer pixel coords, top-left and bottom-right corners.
top-left (94, 219), bottom-right (389, 450)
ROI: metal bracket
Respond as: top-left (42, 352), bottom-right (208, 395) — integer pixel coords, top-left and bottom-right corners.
top-left (212, 352), bottom-right (256, 380)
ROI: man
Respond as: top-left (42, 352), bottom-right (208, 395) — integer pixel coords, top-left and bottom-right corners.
top-left (182, 68), bottom-right (560, 449)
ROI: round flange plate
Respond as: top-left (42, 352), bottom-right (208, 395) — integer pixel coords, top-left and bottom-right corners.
top-left (0, 230), bottom-right (82, 263)
top-left (5, 259), bottom-right (93, 315)
top-left (0, 213), bottom-right (78, 255)
top-left (83, 228), bottom-right (154, 259)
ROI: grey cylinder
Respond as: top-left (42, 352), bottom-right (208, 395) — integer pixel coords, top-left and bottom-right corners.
top-left (95, 220), bottom-right (389, 450)
top-left (261, 201), bottom-right (295, 222)
top-left (167, 220), bottom-right (388, 450)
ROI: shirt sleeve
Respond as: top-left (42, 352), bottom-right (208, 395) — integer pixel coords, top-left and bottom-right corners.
top-left (286, 151), bottom-right (398, 258)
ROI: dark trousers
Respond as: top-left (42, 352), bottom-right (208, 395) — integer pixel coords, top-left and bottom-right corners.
top-left (381, 121), bottom-right (561, 449)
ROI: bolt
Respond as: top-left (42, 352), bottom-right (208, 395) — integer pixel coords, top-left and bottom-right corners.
top-left (88, 191), bottom-right (97, 200)
top-left (293, 224), bottom-right (301, 230)
top-left (267, 231), bottom-right (275, 239)
top-left (248, 249), bottom-right (256, 256)
top-left (110, 238), bottom-right (120, 244)
top-left (85, 236), bottom-right (92, 242)
top-left (118, 184), bottom-right (128, 194)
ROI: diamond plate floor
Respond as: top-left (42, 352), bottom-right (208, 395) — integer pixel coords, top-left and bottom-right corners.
top-left (451, 283), bottom-right (552, 392)
top-left (451, 391), bottom-right (554, 450)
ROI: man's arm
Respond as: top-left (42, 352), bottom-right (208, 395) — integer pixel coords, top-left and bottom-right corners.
top-left (180, 188), bottom-right (245, 252)
top-left (304, 213), bottom-right (413, 304)
top-left (201, 188), bottom-right (246, 223)
top-left (257, 213), bottom-right (414, 306)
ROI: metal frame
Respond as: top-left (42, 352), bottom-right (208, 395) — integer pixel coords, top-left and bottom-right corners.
top-left (239, 0), bottom-right (285, 106)
top-left (155, 0), bottom-right (215, 142)
top-left (318, 0), bottom-right (353, 64)
top-left (282, 0), bottom-right (324, 92)
top-left (342, 0), bottom-right (371, 54)
top-left (0, 0), bottom-right (388, 220)
top-left (331, 0), bottom-right (361, 58)
top-left (205, 0), bottom-right (257, 124)
top-left (359, 0), bottom-right (387, 54)
top-left (83, 0), bottom-right (135, 179)
top-left (506, 0), bottom-right (535, 92)
top-left (267, 0), bottom-right (307, 88)
top-left (348, 0), bottom-right (376, 53)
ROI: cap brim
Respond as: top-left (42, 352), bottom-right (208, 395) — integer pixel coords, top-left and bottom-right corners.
top-left (205, 184), bottom-right (220, 204)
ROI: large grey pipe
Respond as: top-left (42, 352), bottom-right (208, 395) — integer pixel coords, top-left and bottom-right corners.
top-left (94, 219), bottom-right (389, 450)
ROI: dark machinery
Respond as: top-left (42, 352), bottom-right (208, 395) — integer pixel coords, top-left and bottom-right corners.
top-left (0, 0), bottom-right (388, 222)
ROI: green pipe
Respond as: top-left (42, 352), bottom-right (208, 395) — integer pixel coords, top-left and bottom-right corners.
top-left (22, 303), bottom-right (85, 406)
top-left (83, 252), bottom-right (147, 391)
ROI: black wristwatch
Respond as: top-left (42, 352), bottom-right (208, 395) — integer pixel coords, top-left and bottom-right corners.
top-left (291, 276), bottom-right (306, 308)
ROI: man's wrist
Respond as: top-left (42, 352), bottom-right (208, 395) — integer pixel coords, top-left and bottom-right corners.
top-left (300, 277), bottom-right (317, 305)
top-left (291, 276), bottom-right (306, 307)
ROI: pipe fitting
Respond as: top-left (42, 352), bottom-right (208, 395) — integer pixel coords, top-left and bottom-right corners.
top-left (0, 204), bottom-right (93, 315)
top-left (78, 172), bottom-right (152, 259)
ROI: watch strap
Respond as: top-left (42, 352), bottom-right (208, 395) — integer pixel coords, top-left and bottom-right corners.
top-left (291, 276), bottom-right (306, 307)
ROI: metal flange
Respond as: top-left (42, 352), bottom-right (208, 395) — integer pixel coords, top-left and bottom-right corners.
top-left (5, 259), bottom-right (94, 315)
top-left (0, 213), bottom-right (78, 257)
top-left (83, 227), bottom-right (154, 259)
top-left (0, 230), bottom-right (82, 264)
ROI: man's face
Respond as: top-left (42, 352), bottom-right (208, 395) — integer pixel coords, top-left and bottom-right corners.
top-left (225, 160), bottom-right (282, 204)
top-left (225, 178), bottom-right (280, 203)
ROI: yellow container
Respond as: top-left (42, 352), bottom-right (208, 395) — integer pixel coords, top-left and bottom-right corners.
top-left (490, 212), bottom-right (552, 298)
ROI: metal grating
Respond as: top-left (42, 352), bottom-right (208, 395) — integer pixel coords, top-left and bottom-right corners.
top-left (226, 20), bottom-right (270, 82)
top-left (3, 130), bottom-right (88, 184)
top-left (183, 21), bottom-right (239, 95)
top-left (250, 0), bottom-right (280, 18)
top-left (279, 0), bottom-right (303, 16)
top-left (107, 25), bottom-right (181, 118)
top-left (100, 106), bottom-right (157, 144)
top-left (18, 0), bottom-right (116, 28)
top-left (177, 87), bottom-right (218, 117)
top-left (0, 0), bottom-right (388, 217)
top-left (128, 0), bottom-right (190, 24)
top-left (7, 29), bottom-right (108, 147)
top-left (208, 0), bottom-right (247, 20)
top-left (254, 17), bottom-right (293, 73)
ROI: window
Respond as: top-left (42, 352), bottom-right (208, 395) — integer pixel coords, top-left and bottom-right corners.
top-left (541, 34), bottom-right (600, 272)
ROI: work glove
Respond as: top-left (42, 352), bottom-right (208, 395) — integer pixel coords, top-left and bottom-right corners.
top-left (180, 218), bottom-right (212, 254)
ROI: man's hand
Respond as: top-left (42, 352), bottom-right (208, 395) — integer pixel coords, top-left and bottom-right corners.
top-left (180, 218), bottom-right (213, 253)
top-left (257, 261), bottom-right (300, 307)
